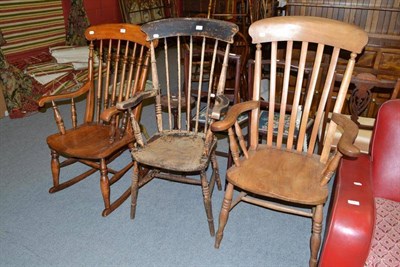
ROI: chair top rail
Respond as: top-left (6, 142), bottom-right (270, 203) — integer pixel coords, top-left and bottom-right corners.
top-left (141, 18), bottom-right (238, 43)
top-left (85, 23), bottom-right (151, 48)
top-left (249, 16), bottom-right (368, 53)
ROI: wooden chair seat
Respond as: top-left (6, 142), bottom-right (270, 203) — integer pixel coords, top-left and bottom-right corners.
top-left (132, 132), bottom-right (216, 172)
top-left (227, 146), bottom-right (328, 205)
top-left (47, 124), bottom-right (134, 159)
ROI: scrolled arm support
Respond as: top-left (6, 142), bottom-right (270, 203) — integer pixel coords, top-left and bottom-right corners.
top-left (320, 113), bottom-right (361, 186)
top-left (331, 113), bottom-right (360, 158)
top-left (38, 81), bottom-right (92, 107)
top-left (211, 100), bottom-right (259, 132)
top-left (116, 89), bottom-right (158, 110)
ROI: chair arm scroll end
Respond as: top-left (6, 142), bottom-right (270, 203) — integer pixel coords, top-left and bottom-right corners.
top-left (116, 89), bottom-right (158, 110)
top-left (331, 113), bottom-right (361, 158)
top-left (210, 95), bottom-right (230, 120)
top-left (211, 100), bottom-right (259, 132)
top-left (37, 82), bottom-right (92, 107)
top-left (100, 106), bottom-right (120, 122)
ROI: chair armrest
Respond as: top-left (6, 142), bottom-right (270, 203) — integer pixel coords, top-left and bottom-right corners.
top-left (211, 100), bottom-right (259, 132)
top-left (37, 81), bottom-right (91, 107)
top-left (116, 89), bottom-right (158, 110)
top-left (210, 95), bottom-right (230, 120)
top-left (331, 113), bottom-right (360, 158)
top-left (100, 106), bottom-right (121, 122)
top-left (320, 155), bottom-right (375, 267)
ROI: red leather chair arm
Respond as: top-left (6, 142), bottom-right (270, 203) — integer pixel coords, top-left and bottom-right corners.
top-left (319, 155), bottom-right (375, 267)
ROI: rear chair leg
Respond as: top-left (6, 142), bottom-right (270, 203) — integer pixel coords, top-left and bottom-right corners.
top-left (201, 171), bottom-right (215, 236)
top-left (130, 161), bottom-right (140, 220)
top-left (49, 150), bottom-right (60, 193)
top-left (211, 153), bottom-right (222, 191)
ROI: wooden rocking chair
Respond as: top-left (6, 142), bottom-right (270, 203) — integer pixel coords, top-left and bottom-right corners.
top-left (38, 24), bottom-right (153, 216)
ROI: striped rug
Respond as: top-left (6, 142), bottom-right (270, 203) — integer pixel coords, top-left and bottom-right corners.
top-left (0, 0), bottom-right (66, 59)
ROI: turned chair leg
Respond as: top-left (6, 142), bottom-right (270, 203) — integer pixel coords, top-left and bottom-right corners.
top-left (201, 171), bottom-right (215, 236)
top-left (211, 153), bottom-right (222, 191)
top-left (49, 150), bottom-right (60, 193)
top-left (309, 204), bottom-right (323, 267)
top-left (100, 159), bottom-right (111, 217)
top-left (215, 182), bottom-right (234, 248)
top-left (130, 161), bottom-right (140, 220)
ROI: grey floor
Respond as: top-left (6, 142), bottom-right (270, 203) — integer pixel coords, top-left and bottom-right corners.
top-left (0, 97), bottom-right (333, 267)
top-left (0, 44), bottom-right (332, 267)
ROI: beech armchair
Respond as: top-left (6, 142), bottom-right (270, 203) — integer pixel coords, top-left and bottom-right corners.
top-left (211, 16), bottom-right (368, 266)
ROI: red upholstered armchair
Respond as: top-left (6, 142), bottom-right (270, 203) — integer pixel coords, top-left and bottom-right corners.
top-left (319, 99), bottom-right (400, 266)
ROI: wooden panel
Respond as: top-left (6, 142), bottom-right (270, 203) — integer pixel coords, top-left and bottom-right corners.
top-left (286, 0), bottom-right (400, 38)
top-left (378, 50), bottom-right (400, 71)
top-left (285, 0), bottom-right (400, 81)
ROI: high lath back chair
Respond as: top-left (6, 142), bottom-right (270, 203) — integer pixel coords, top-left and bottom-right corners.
top-left (211, 16), bottom-right (368, 266)
top-left (116, 18), bottom-right (238, 236)
top-left (38, 24), bottom-right (153, 216)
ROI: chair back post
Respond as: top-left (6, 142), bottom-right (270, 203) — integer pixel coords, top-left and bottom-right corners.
top-left (320, 52), bottom-right (357, 162)
top-left (249, 43), bottom-right (262, 149)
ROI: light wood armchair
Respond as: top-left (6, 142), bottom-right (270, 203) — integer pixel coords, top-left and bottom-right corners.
top-left (211, 16), bottom-right (368, 266)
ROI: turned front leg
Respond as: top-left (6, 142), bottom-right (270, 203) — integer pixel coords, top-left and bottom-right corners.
top-left (309, 204), bottom-right (323, 267)
top-left (215, 182), bottom-right (234, 248)
top-left (100, 159), bottom-right (111, 217)
top-left (201, 171), bottom-right (215, 237)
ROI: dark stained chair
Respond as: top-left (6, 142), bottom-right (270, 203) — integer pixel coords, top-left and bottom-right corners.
top-left (38, 24), bottom-right (153, 216)
top-left (211, 16), bottom-right (368, 266)
top-left (116, 18), bottom-right (238, 236)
